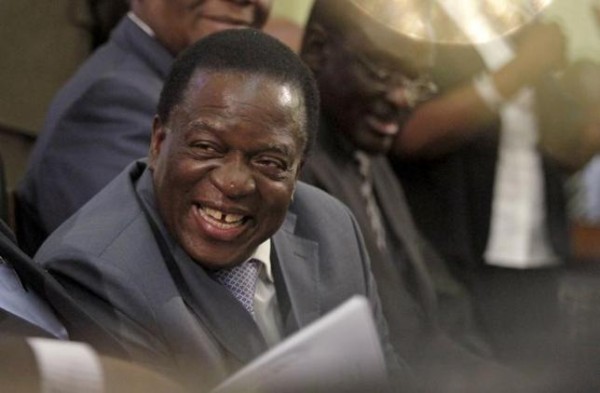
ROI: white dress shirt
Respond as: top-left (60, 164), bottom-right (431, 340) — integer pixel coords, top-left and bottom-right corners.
top-left (249, 239), bottom-right (284, 347)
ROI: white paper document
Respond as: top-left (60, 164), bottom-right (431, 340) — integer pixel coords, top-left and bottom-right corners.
top-left (211, 295), bottom-right (388, 393)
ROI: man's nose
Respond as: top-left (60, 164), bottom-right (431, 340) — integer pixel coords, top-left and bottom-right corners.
top-left (384, 85), bottom-right (412, 109)
top-left (210, 156), bottom-right (256, 198)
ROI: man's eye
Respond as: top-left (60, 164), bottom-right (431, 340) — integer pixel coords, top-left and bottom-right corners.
top-left (254, 157), bottom-right (290, 178)
top-left (190, 142), bottom-right (218, 153)
top-left (257, 158), bottom-right (285, 169)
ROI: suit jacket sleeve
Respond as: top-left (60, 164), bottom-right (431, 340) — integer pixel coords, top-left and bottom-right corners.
top-left (41, 248), bottom-right (174, 372)
top-left (37, 74), bottom-right (157, 232)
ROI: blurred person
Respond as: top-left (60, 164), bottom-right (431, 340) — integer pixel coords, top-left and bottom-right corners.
top-left (0, 218), bottom-right (184, 393)
top-left (297, 1), bottom-right (548, 392)
top-left (386, 4), bottom-right (581, 371)
top-left (17, 0), bottom-right (273, 256)
top-left (35, 29), bottom-right (407, 392)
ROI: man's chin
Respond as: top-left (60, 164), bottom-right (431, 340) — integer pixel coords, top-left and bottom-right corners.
top-left (354, 134), bottom-right (394, 155)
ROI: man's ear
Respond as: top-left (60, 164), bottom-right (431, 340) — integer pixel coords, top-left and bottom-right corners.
top-left (148, 115), bottom-right (167, 170)
top-left (296, 157), bottom-right (306, 178)
top-left (301, 23), bottom-right (330, 75)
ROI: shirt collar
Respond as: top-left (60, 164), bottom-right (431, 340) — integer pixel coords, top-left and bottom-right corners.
top-left (249, 239), bottom-right (273, 282)
top-left (128, 11), bottom-right (155, 37)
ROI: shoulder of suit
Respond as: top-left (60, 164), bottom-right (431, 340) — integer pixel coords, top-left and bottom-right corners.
top-left (292, 181), bottom-right (355, 219)
top-left (36, 163), bottom-right (148, 261)
top-left (295, 181), bottom-right (341, 203)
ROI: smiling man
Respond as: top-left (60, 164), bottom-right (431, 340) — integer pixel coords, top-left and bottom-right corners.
top-left (18, 0), bottom-right (273, 256)
top-left (296, 2), bottom-right (542, 393)
top-left (34, 29), bottom-right (406, 392)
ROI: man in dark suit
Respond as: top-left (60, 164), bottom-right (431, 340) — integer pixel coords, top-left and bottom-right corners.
top-left (0, 218), bottom-right (184, 392)
top-left (17, 0), bottom-right (273, 256)
top-left (297, 2), bottom-right (549, 392)
top-left (35, 29), bottom-right (405, 392)
top-left (0, 219), bottom-right (67, 339)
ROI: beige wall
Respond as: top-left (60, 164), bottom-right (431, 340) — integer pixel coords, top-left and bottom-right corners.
top-left (0, 1), bottom-right (97, 191)
top-left (271, 0), bottom-right (315, 26)
top-left (0, 0), bottom-right (93, 135)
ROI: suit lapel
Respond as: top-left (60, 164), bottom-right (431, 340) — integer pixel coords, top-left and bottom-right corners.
top-left (272, 211), bottom-right (321, 335)
top-left (134, 174), bottom-right (267, 365)
top-left (371, 158), bottom-right (438, 319)
top-left (169, 246), bottom-right (268, 365)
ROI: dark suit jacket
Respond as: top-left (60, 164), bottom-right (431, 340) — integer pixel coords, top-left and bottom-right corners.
top-left (35, 160), bottom-right (406, 391)
top-left (0, 220), bottom-right (64, 338)
top-left (18, 16), bottom-right (174, 255)
top-left (299, 125), bottom-right (537, 392)
top-left (301, 123), bottom-right (489, 352)
top-left (0, 219), bottom-right (124, 356)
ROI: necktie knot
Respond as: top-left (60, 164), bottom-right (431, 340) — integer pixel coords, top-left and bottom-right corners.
top-left (211, 259), bottom-right (260, 316)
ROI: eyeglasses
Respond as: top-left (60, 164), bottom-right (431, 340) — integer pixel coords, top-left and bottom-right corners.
top-left (347, 43), bottom-right (439, 107)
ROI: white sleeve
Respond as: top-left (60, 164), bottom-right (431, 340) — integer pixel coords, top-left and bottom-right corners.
top-left (26, 338), bottom-right (104, 393)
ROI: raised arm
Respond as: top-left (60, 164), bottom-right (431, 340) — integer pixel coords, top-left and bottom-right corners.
top-left (393, 21), bottom-right (567, 158)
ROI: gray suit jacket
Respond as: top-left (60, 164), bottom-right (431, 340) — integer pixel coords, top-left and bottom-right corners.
top-left (0, 219), bottom-right (125, 356)
top-left (18, 16), bottom-right (173, 255)
top-left (35, 160), bottom-right (405, 391)
top-left (0, 220), bottom-right (65, 338)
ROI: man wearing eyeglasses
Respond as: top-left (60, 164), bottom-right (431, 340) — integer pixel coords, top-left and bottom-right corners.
top-left (298, 2), bottom-right (538, 392)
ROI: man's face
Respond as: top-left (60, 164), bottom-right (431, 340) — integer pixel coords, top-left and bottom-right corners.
top-left (316, 31), bottom-right (436, 154)
top-left (139, 0), bottom-right (272, 55)
top-left (149, 70), bottom-right (306, 269)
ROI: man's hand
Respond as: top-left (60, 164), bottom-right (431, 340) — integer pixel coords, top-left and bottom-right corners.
top-left (513, 21), bottom-right (568, 81)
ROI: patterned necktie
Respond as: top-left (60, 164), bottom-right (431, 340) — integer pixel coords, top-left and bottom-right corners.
top-left (355, 151), bottom-right (387, 251)
top-left (211, 259), bottom-right (260, 316)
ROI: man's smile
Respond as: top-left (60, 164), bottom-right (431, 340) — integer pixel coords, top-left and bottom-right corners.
top-left (193, 203), bottom-right (252, 242)
top-left (198, 205), bottom-right (247, 228)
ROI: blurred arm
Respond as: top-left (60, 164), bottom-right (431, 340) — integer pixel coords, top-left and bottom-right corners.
top-left (393, 22), bottom-right (567, 158)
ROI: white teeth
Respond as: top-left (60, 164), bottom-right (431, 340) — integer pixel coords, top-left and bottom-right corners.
top-left (204, 207), bottom-right (223, 220)
top-left (224, 213), bottom-right (243, 223)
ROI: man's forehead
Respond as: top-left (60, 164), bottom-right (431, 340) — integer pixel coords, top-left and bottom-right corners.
top-left (182, 69), bottom-right (300, 103)
top-left (327, 1), bottom-right (435, 71)
top-left (350, 0), bottom-right (551, 45)
top-left (173, 70), bottom-right (305, 129)
top-left (359, 22), bottom-right (434, 71)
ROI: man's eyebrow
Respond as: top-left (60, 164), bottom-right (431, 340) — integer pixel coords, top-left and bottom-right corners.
top-left (262, 143), bottom-right (294, 156)
top-left (188, 119), bottom-right (221, 132)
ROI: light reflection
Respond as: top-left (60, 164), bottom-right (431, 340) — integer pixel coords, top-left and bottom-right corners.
top-left (350, 0), bottom-right (553, 44)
